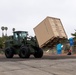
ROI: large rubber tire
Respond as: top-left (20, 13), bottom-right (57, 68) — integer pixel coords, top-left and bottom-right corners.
top-left (34, 48), bottom-right (43, 58)
top-left (5, 47), bottom-right (14, 58)
top-left (19, 47), bottom-right (30, 58)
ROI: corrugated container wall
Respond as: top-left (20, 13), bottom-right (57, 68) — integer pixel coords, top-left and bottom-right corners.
top-left (34, 17), bottom-right (67, 47)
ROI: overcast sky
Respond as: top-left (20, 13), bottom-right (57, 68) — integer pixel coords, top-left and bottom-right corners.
top-left (0, 0), bottom-right (76, 38)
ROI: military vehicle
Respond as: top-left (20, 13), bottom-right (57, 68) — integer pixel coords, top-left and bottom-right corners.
top-left (4, 31), bottom-right (43, 58)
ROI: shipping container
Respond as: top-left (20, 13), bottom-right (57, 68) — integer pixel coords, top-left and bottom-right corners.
top-left (34, 17), bottom-right (67, 48)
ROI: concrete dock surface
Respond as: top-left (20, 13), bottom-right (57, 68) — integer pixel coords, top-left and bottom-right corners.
top-left (0, 54), bottom-right (76, 75)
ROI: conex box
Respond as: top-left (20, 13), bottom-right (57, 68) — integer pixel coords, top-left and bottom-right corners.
top-left (34, 17), bottom-right (67, 48)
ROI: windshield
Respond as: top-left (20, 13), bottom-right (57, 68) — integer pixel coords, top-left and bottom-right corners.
top-left (14, 32), bottom-right (28, 40)
top-left (19, 32), bottom-right (27, 39)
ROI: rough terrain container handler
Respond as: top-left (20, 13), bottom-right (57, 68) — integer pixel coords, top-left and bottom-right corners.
top-left (4, 31), bottom-right (43, 58)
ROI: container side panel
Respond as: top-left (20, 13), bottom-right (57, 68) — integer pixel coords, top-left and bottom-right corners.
top-left (55, 19), bottom-right (67, 38)
top-left (48, 18), bottom-right (59, 37)
top-left (34, 20), bottom-right (52, 47)
top-left (44, 18), bottom-right (54, 38)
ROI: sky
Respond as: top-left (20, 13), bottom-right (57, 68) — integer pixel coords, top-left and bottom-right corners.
top-left (0, 0), bottom-right (76, 38)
